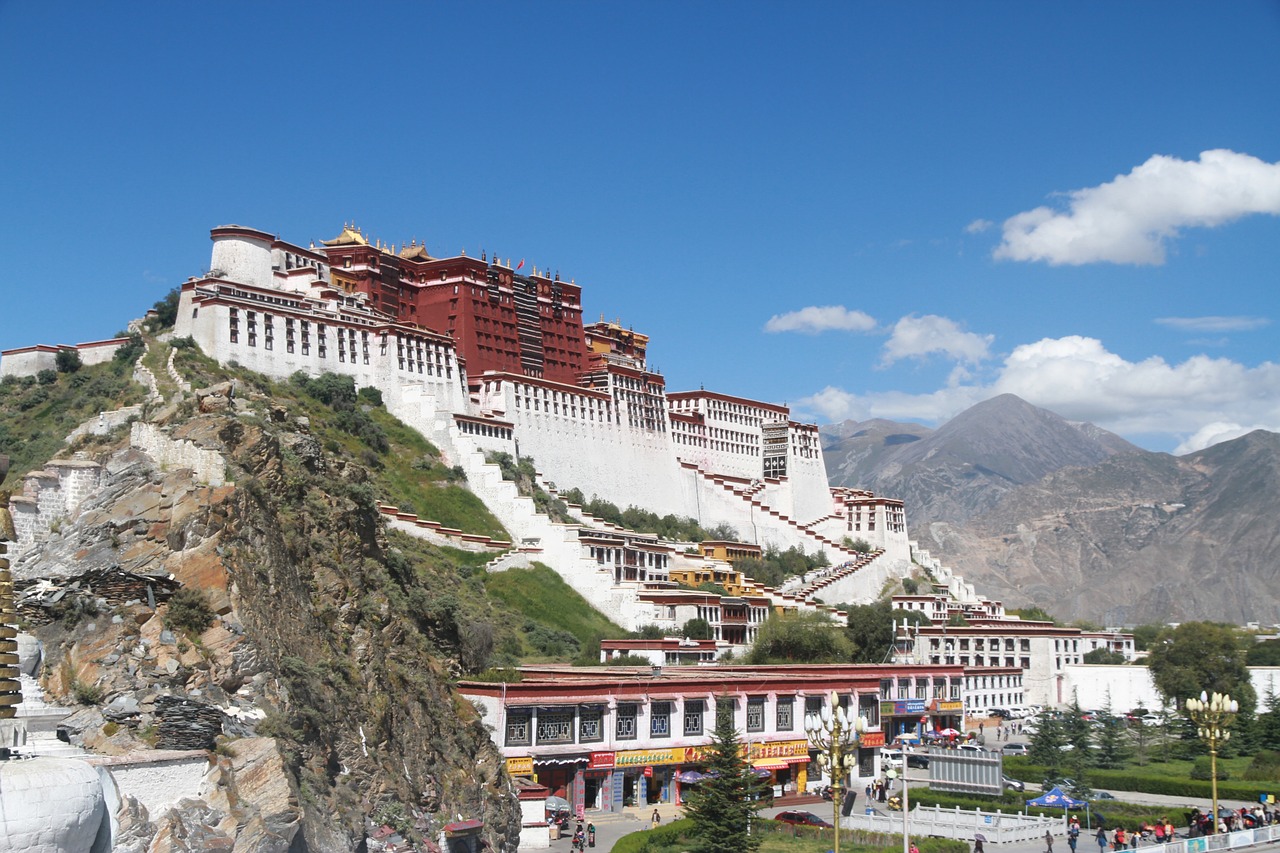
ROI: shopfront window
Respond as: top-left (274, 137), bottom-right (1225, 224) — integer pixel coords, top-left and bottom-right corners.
top-left (776, 697), bottom-right (794, 731)
top-left (580, 707), bottom-right (604, 743)
top-left (683, 700), bottom-right (704, 736)
top-left (536, 709), bottom-right (575, 744)
top-left (506, 710), bottom-right (531, 746)
top-left (651, 702), bottom-right (671, 738)
top-left (616, 704), bottom-right (637, 740)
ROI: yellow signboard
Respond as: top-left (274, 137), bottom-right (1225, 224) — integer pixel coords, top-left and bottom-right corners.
top-left (615, 747), bottom-right (686, 767)
top-left (748, 740), bottom-right (810, 760)
top-left (506, 756), bottom-right (534, 775)
top-left (936, 701), bottom-right (964, 712)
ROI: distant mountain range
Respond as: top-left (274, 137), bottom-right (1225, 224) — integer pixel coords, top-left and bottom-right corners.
top-left (820, 394), bottom-right (1280, 626)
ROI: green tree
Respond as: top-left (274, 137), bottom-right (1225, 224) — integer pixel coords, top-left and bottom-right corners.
top-left (844, 601), bottom-right (929, 663)
top-left (1131, 623), bottom-right (1164, 652)
top-left (1083, 648), bottom-right (1127, 665)
top-left (682, 618), bottom-right (713, 640)
top-left (746, 611), bottom-right (853, 664)
top-left (1093, 693), bottom-right (1129, 769)
top-left (55, 349), bottom-right (82, 373)
top-left (1257, 682), bottom-right (1280, 751)
top-left (1029, 715), bottom-right (1070, 777)
top-left (1147, 622), bottom-right (1256, 715)
top-left (1247, 639), bottom-right (1280, 666)
top-left (682, 702), bottom-right (763, 853)
top-left (1009, 606), bottom-right (1057, 624)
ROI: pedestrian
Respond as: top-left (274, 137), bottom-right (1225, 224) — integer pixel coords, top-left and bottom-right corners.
top-left (651, 809), bottom-right (661, 829)
top-left (910, 842), bottom-right (920, 853)
top-left (1095, 827), bottom-right (1107, 853)
top-left (1115, 827), bottom-right (1126, 850)
top-left (975, 837), bottom-right (985, 853)
top-left (587, 821), bottom-right (595, 848)
top-left (1069, 822), bottom-right (1080, 853)
top-left (1045, 830), bottom-right (1055, 853)
top-left (979, 722), bottom-right (985, 735)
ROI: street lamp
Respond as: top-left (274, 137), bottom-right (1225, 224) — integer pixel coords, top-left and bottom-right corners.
top-left (805, 691), bottom-right (867, 853)
top-left (1185, 691), bottom-right (1238, 834)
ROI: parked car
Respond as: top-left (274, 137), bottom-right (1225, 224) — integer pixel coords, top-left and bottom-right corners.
top-left (1140, 714), bottom-right (1163, 726)
top-left (958, 743), bottom-right (983, 753)
top-left (1093, 791), bottom-right (1117, 800)
top-left (907, 753), bottom-right (930, 769)
top-left (1043, 777), bottom-right (1080, 795)
top-left (881, 749), bottom-right (904, 769)
top-left (1002, 743), bottom-right (1030, 756)
top-left (1003, 775), bottom-right (1026, 792)
top-left (774, 810), bottom-right (833, 828)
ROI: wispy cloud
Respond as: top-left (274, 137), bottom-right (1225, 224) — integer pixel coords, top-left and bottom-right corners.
top-left (764, 305), bottom-right (877, 335)
top-left (881, 315), bottom-right (993, 365)
top-left (994, 149), bottom-right (1280, 266)
top-left (798, 335), bottom-right (1280, 453)
top-left (965, 219), bottom-right (993, 234)
top-left (1155, 315), bottom-right (1270, 333)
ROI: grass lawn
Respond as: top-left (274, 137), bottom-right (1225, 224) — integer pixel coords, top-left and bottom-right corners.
top-left (483, 563), bottom-right (625, 663)
top-left (614, 819), bottom-right (967, 853)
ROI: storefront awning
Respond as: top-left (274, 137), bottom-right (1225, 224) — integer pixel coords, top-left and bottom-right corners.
top-left (752, 759), bottom-right (789, 770)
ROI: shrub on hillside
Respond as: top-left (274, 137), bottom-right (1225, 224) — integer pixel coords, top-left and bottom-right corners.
top-left (1243, 750), bottom-right (1280, 782)
top-left (56, 349), bottom-right (82, 372)
top-left (165, 587), bottom-right (216, 636)
top-left (1190, 756), bottom-right (1229, 780)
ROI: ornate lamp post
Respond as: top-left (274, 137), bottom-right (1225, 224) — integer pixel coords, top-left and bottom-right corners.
top-left (804, 691), bottom-right (867, 853)
top-left (1185, 691), bottom-right (1237, 833)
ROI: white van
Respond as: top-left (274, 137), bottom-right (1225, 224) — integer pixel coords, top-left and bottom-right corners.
top-left (881, 749), bottom-right (904, 769)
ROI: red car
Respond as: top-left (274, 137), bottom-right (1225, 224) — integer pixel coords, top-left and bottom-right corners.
top-left (773, 810), bottom-right (834, 828)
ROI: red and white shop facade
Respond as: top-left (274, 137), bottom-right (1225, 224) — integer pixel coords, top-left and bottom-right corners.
top-left (458, 663), bottom-right (974, 816)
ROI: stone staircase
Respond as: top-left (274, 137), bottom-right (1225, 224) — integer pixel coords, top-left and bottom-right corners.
top-left (686, 464), bottom-right (863, 562)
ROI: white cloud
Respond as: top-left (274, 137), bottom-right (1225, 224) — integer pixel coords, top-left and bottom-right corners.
top-left (994, 149), bottom-right (1280, 265)
top-left (1174, 422), bottom-right (1271, 455)
top-left (799, 334), bottom-right (1280, 452)
top-left (1155, 315), bottom-right (1270, 332)
top-left (882, 315), bottom-right (993, 365)
top-left (764, 305), bottom-right (877, 334)
top-left (965, 219), bottom-right (993, 234)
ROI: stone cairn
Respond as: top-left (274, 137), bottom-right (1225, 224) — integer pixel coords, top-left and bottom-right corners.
top-left (0, 454), bottom-right (20, 717)
top-left (154, 694), bottom-right (226, 751)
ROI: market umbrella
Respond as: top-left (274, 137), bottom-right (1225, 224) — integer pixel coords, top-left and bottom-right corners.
top-left (545, 796), bottom-right (571, 812)
top-left (938, 728), bottom-right (960, 737)
top-left (974, 833), bottom-right (988, 842)
top-left (1028, 787), bottom-right (1087, 809)
top-left (676, 771), bottom-right (706, 783)
top-left (895, 732), bottom-right (921, 744)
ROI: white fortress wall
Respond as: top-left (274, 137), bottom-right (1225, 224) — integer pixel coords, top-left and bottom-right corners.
top-left (787, 449), bottom-right (832, 524)
top-left (0, 347), bottom-right (59, 378)
top-left (129, 423), bottom-right (227, 488)
top-left (209, 230), bottom-right (275, 289)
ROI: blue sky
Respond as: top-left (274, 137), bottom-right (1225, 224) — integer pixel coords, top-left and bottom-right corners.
top-left (2, 2), bottom-right (1278, 454)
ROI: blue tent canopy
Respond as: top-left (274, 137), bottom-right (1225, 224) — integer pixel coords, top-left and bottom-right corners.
top-left (1028, 787), bottom-right (1088, 808)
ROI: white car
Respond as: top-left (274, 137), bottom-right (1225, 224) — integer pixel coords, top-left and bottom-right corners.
top-left (1140, 714), bottom-right (1163, 726)
top-left (881, 749), bottom-right (904, 769)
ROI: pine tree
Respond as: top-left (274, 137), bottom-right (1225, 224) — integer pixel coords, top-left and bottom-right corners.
top-left (683, 700), bottom-right (764, 853)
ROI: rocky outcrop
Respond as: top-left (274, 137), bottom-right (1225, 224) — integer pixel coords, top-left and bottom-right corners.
top-left (14, 382), bottom-right (522, 852)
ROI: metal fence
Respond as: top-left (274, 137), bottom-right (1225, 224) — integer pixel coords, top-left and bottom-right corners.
top-left (844, 808), bottom-right (1280, 850)
top-left (844, 804), bottom-right (1059, 844)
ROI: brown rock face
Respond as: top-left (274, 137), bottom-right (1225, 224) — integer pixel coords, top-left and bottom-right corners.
top-left (18, 400), bottom-right (522, 851)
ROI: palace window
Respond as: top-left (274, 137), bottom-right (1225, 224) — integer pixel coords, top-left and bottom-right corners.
top-left (579, 707), bottom-right (604, 743)
top-left (616, 705), bottom-right (637, 741)
top-left (505, 710), bottom-right (531, 746)
top-left (650, 702), bottom-right (671, 738)
top-left (776, 697), bottom-right (794, 731)
top-left (683, 700), bottom-right (704, 737)
top-left (746, 697), bottom-right (765, 733)
top-left (535, 709), bottom-right (575, 745)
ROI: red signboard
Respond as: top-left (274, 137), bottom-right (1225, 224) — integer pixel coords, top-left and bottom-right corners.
top-left (643, 766), bottom-right (653, 778)
top-left (589, 752), bottom-right (616, 769)
top-left (860, 731), bottom-right (886, 748)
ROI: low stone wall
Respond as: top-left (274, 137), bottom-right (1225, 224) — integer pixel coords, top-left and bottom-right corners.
top-left (130, 422), bottom-right (226, 487)
top-left (85, 750), bottom-right (210, 819)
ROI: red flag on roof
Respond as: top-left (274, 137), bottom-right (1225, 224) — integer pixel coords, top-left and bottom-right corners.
top-left (515, 259), bottom-right (525, 271)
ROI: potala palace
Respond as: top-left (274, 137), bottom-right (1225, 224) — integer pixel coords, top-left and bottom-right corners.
top-left (160, 225), bottom-right (914, 623)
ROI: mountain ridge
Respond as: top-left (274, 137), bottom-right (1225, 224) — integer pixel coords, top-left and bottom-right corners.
top-left (821, 397), bottom-right (1280, 624)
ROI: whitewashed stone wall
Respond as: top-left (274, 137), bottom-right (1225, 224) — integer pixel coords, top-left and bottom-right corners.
top-left (130, 422), bottom-right (226, 487)
top-left (209, 232), bottom-right (274, 289)
top-left (92, 753), bottom-right (209, 818)
top-left (9, 461), bottom-right (105, 552)
top-left (65, 406), bottom-right (142, 444)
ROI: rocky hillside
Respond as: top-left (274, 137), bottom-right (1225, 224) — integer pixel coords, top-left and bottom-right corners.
top-left (821, 397), bottom-right (1280, 624)
top-left (4, 349), bottom-right (524, 851)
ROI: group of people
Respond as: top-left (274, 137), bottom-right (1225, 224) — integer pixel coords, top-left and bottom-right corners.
top-left (570, 821), bottom-right (595, 850)
top-left (977, 720), bottom-right (1023, 741)
top-left (865, 777), bottom-right (895, 803)
top-left (1188, 805), bottom-right (1280, 836)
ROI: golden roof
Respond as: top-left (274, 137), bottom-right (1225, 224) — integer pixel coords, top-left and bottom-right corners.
top-left (321, 224), bottom-right (369, 247)
top-left (399, 240), bottom-right (432, 261)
